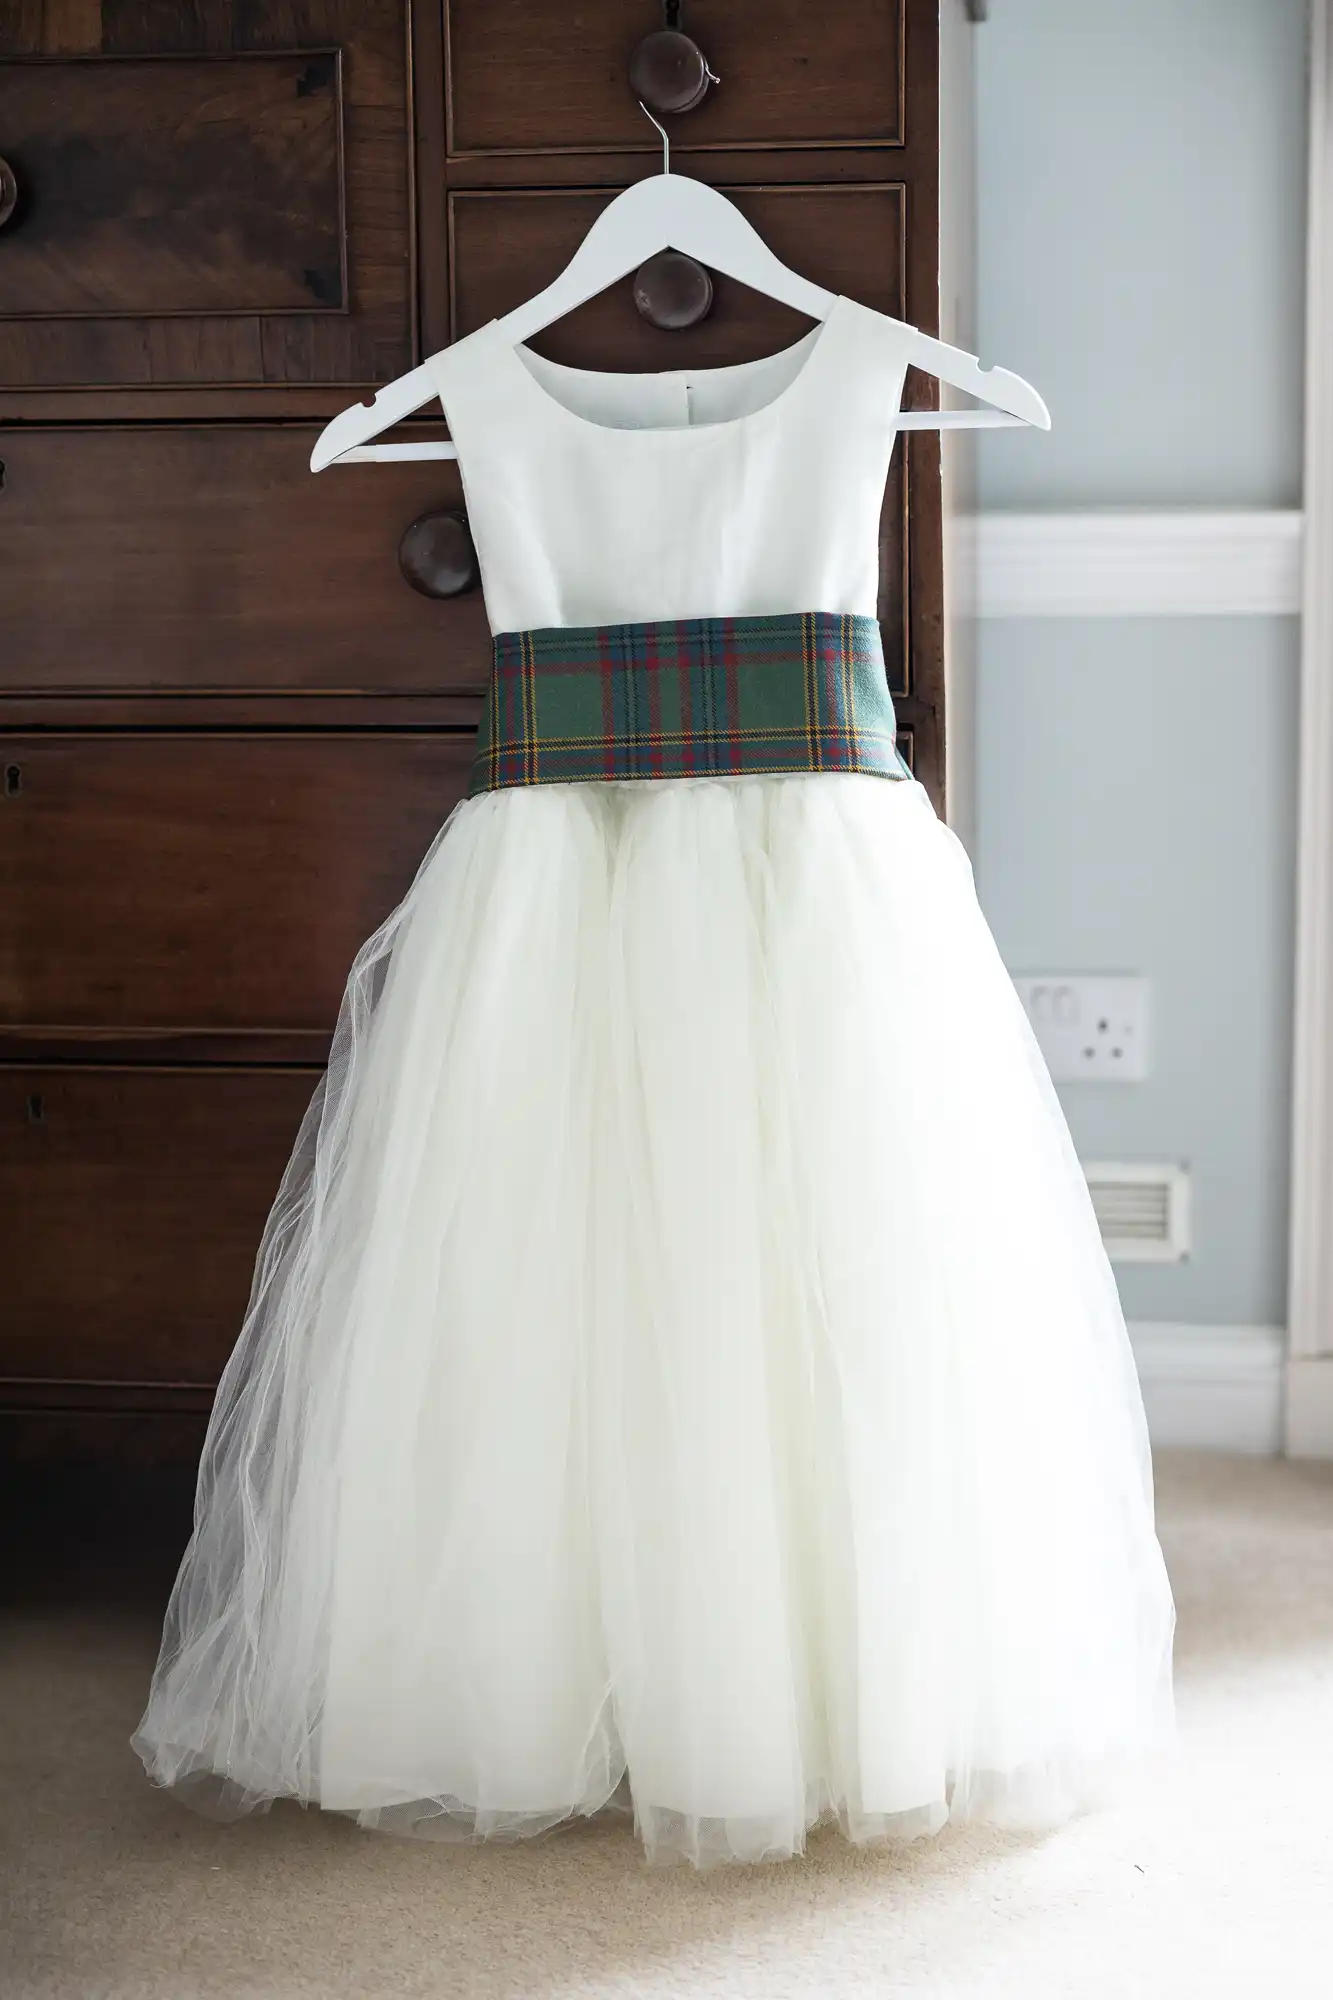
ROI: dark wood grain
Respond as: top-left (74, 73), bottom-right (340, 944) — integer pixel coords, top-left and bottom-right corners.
top-left (0, 1410), bottom-right (210, 1465)
top-left (880, 453), bottom-right (910, 700)
top-left (0, 694), bottom-right (484, 733)
top-left (0, 386), bottom-right (396, 422)
top-left (0, 1065), bottom-right (318, 1387)
top-left (444, 0), bottom-right (904, 155)
top-left (0, 427), bottom-right (491, 695)
top-left (0, 732), bottom-right (473, 1036)
top-left (412, 0), bottom-right (452, 362)
top-left (0, 4), bottom-right (413, 389)
top-left (0, 52), bottom-right (346, 317)
top-left (450, 183), bottom-right (905, 362)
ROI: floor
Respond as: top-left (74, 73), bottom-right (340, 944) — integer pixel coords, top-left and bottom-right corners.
top-left (3, 1449), bottom-right (1332, 2000)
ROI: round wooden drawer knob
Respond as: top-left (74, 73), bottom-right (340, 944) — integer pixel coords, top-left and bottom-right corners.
top-left (398, 510), bottom-right (478, 598)
top-left (0, 157), bottom-right (19, 231)
top-left (628, 29), bottom-right (715, 116)
top-left (633, 248), bottom-right (714, 330)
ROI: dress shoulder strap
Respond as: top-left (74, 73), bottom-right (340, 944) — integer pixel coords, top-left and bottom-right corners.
top-left (807, 297), bottom-right (915, 445)
top-left (425, 323), bottom-right (521, 456)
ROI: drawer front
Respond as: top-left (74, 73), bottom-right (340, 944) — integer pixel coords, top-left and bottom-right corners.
top-left (445, 0), bottom-right (906, 155)
top-left (0, 3), bottom-right (411, 389)
top-left (450, 184), bottom-right (906, 364)
top-left (0, 734), bottom-right (472, 1037)
top-left (0, 55), bottom-right (344, 319)
top-left (0, 1066), bottom-right (315, 1389)
top-left (0, 428), bottom-right (491, 697)
top-left (0, 397), bottom-right (909, 702)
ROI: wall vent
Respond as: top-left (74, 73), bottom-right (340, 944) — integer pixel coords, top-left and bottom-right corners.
top-left (1083, 1161), bottom-right (1191, 1263)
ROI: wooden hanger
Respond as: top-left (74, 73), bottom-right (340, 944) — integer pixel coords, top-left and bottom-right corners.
top-left (311, 108), bottom-right (1049, 472)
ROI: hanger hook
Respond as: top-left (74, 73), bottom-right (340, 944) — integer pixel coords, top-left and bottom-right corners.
top-left (638, 99), bottom-right (670, 175)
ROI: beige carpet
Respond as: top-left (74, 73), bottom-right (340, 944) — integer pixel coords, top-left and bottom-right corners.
top-left (3, 1449), bottom-right (1332, 2000)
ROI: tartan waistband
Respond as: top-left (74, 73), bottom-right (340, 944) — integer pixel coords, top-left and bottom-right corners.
top-left (467, 611), bottom-right (912, 796)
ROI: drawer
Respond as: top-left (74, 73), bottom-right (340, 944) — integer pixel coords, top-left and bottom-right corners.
top-left (445, 0), bottom-right (906, 155)
top-left (1, 400), bottom-right (909, 702)
top-left (0, 5), bottom-right (411, 389)
top-left (0, 1065), bottom-right (316, 1391)
top-left (0, 733), bottom-right (472, 1042)
top-left (451, 184), bottom-right (906, 366)
top-left (0, 427), bottom-right (491, 697)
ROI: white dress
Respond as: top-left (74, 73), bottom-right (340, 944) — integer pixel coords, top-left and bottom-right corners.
top-left (134, 297), bottom-right (1175, 1868)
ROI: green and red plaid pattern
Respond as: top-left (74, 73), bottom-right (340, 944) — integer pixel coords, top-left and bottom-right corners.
top-left (468, 611), bottom-right (911, 796)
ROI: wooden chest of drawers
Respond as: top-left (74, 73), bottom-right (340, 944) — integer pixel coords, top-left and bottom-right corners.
top-left (0, 0), bottom-right (943, 1459)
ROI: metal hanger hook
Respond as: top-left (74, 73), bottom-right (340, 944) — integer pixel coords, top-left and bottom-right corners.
top-left (638, 100), bottom-right (670, 175)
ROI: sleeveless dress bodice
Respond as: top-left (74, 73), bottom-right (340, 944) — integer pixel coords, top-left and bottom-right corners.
top-left (429, 296), bottom-right (915, 793)
top-left (428, 294), bottom-right (912, 632)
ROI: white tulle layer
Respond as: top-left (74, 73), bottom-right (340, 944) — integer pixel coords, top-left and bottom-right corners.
top-left (134, 774), bottom-right (1174, 1868)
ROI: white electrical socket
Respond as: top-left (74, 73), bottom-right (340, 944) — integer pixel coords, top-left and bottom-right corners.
top-left (1011, 974), bottom-right (1151, 1083)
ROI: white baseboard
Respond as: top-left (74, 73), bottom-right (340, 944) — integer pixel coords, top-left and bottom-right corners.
top-left (958, 511), bottom-right (1303, 619)
top-left (1129, 1322), bottom-right (1286, 1455)
top-left (1285, 1356), bottom-right (1333, 1458)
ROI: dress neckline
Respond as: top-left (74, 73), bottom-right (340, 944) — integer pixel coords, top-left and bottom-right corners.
top-left (486, 295), bottom-right (849, 441)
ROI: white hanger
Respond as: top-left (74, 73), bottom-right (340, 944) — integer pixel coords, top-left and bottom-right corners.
top-left (311, 107), bottom-right (1049, 472)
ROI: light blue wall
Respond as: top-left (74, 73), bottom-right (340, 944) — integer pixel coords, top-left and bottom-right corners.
top-left (977, 619), bottom-right (1298, 1325)
top-left (975, 0), bottom-right (1309, 509)
top-left (972, 0), bottom-right (1308, 1326)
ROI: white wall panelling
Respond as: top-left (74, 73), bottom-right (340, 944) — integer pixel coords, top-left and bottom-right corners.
top-left (1287, 0), bottom-right (1333, 1455)
top-left (1130, 1323), bottom-right (1286, 1455)
top-left (960, 510), bottom-right (1303, 619)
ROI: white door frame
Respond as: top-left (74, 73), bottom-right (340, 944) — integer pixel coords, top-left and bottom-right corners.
top-left (1287, 0), bottom-right (1333, 1454)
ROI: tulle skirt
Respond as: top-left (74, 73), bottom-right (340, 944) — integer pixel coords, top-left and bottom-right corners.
top-left (133, 773), bottom-right (1174, 1868)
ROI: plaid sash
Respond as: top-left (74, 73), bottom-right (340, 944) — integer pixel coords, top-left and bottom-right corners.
top-left (468, 611), bottom-right (911, 796)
